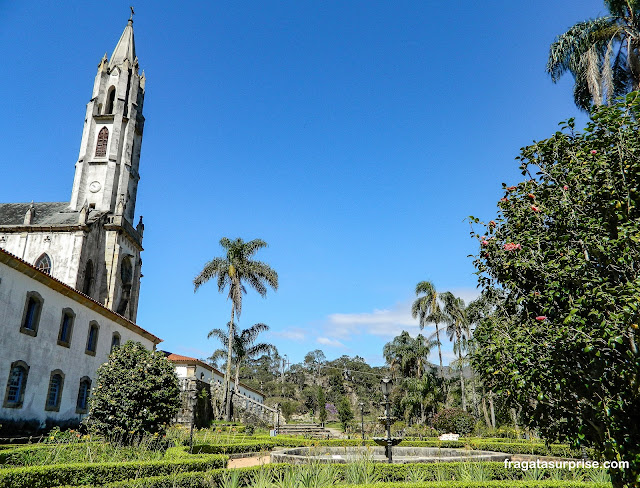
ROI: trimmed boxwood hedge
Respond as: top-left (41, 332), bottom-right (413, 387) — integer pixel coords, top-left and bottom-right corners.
top-left (196, 436), bottom-right (585, 458)
top-left (0, 454), bottom-right (228, 488)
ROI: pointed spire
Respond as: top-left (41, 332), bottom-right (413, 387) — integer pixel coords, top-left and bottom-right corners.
top-left (109, 16), bottom-right (136, 69)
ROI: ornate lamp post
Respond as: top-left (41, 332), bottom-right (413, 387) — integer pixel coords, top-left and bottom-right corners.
top-left (373, 377), bottom-right (401, 463)
top-left (276, 402), bottom-right (281, 435)
top-left (358, 402), bottom-right (365, 445)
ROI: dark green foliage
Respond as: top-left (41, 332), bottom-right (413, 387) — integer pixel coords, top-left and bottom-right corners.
top-left (318, 387), bottom-right (327, 424)
top-left (472, 96), bottom-right (640, 487)
top-left (338, 396), bottom-right (354, 432)
top-left (85, 341), bottom-right (180, 442)
top-left (433, 408), bottom-right (476, 436)
top-left (0, 455), bottom-right (227, 488)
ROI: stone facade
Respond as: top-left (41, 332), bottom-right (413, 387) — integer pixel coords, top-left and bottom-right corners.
top-left (0, 248), bottom-right (160, 430)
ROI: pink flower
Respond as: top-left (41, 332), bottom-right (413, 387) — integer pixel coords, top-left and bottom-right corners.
top-left (503, 242), bottom-right (521, 251)
top-left (563, 185), bottom-right (568, 190)
top-left (481, 240), bottom-right (489, 246)
top-left (536, 316), bottom-right (547, 321)
top-left (590, 150), bottom-right (597, 154)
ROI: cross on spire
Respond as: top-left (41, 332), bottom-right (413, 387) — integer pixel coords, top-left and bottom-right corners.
top-left (129, 6), bottom-right (135, 22)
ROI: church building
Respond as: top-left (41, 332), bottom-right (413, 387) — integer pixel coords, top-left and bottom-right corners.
top-left (0, 17), bottom-right (161, 430)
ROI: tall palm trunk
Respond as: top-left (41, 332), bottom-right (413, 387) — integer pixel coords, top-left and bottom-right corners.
top-left (224, 306), bottom-right (235, 421)
top-left (234, 360), bottom-right (242, 393)
top-left (457, 330), bottom-right (466, 411)
top-left (435, 321), bottom-right (443, 374)
top-left (471, 375), bottom-right (479, 416)
top-left (489, 390), bottom-right (496, 429)
top-left (481, 387), bottom-right (491, 428)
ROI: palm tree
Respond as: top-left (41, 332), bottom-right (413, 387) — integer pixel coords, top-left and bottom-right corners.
top-left (208, 322), bottom-right (275, 393)
top-left (411, 281), bottom-right (445, 374)
top-left (194, 237), bottom-right (278, 420)
top-left (383, 331), bottom-right (415, 379)
top-left (441, 291), bottom-right (468, 411)
top-left (547, 1), bottom-right (640, 110)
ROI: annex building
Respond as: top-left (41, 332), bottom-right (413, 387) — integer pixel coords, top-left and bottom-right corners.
top-left (0, 18), bottom-right (160, 430)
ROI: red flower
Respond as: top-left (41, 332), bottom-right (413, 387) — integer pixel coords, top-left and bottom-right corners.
top-left (528, 193), bottom-right (535, 199)
top-left (489, 220), bottom-right (496, 227)
top-left (536, 316), bottom-right (547, 321)
top-left (500, 198), bottom-right (508, 202)
top-left (531, 205), bottom-right (540, 212)
top-left (590, 150), bottom-right (597, 154)
top-left (563, 185), bottom-right (568, 190)
top-left (506, 186), bottom-right (517, 191)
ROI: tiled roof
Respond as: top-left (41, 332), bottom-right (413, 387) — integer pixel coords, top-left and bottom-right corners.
top-left (0, 202), bottom-right (77, 226)
top-left (0, 247), bottom-right (162, 344)
top-left (163, 351), bottom-right (264, 397)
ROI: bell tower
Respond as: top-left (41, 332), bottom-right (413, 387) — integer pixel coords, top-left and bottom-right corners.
top-left (70, 14), bottom-right (147, 322)
top-left (69, 15), bottom-right (145, 225)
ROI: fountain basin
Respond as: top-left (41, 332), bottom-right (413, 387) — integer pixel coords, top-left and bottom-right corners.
top-left (271, 446), bottom-right (511, 464)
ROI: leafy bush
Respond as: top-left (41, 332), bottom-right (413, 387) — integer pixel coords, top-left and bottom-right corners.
top-left (338, 397), bottom-right (354, 432)
top-left (433, 408), bottom-right (476, 435)
top-left (84, 341), bottom-right (180, 443)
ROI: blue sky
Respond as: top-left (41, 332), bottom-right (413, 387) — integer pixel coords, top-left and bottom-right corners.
top-left (1, 1), bottom-right (602, 366)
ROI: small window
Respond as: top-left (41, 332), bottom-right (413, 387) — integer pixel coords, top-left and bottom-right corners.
top-left (4, 361), bottom-right (29, 408)
top-left (110, 332), bottom-right (121, 353)
top-left (57, 308), bottom-right (75, 347)
top-left (20, 291), bottom-right (43, 337)
top-left (105, 87), bottom-right (116, 114)
top-left (35, 254), bottom-right (52, 274)
top-left (45, 370), bottom-right (64, 412)
top-left (82, 260), bottom-right (94, 296)
top-left (86, 322), bottom-right (100, 356)
top-left (95, 127), bottom-right (109, 157)
top-left (76, 377), bottom-right (91, 414)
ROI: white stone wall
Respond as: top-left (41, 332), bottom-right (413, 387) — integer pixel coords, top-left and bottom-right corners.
top-left (0, 257), bottom-right (157, 424)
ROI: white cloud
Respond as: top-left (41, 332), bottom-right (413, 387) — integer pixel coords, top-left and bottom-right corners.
top-left (272, 327), bottom-right (307, 342)
top-left (317, 337), bottom-right (346, 348)
top-left (321, 288), bottom-right (481, 344)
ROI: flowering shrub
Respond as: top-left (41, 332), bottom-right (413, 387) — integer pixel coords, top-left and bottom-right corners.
top-left (432, 408), bottom-right (475, 435)
top-left (471, 95), bottom-right (640, 488)
top-left (84, 341), bottom-right (180, 444)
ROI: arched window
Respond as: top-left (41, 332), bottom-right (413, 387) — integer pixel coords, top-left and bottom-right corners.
top-left (3, 361), bottom-right (29, 408)
top-left (20, 291), bottom-right (43, 336)
top-left (82, 260), bottom-right (94, 296)
top-left (76, 377), bottom-right (91, 413)
top-left (35, 254), bottom-right (52, 274)
top-left (86, 322), bottom-right (100, 356)
top-left (95, 127), bottom-right (109, 157)
top-left (57, 308), bottom-right (75, 347)
top-left (45, 370), bottom-right (64, 412)
top-left (105, 87), bottom-right (116, 114)
top-left (110, 332), bottom-right (121, 353)
top-left (120, 257), bottom-right (133, 285)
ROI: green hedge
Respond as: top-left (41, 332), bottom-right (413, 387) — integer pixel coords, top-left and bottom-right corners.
top-left (0, 455), bottom-right (228, 488)
top-left (191, 441), bottom-right (276, 454)
top-left (196, 436), bottom-right (583, 458)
